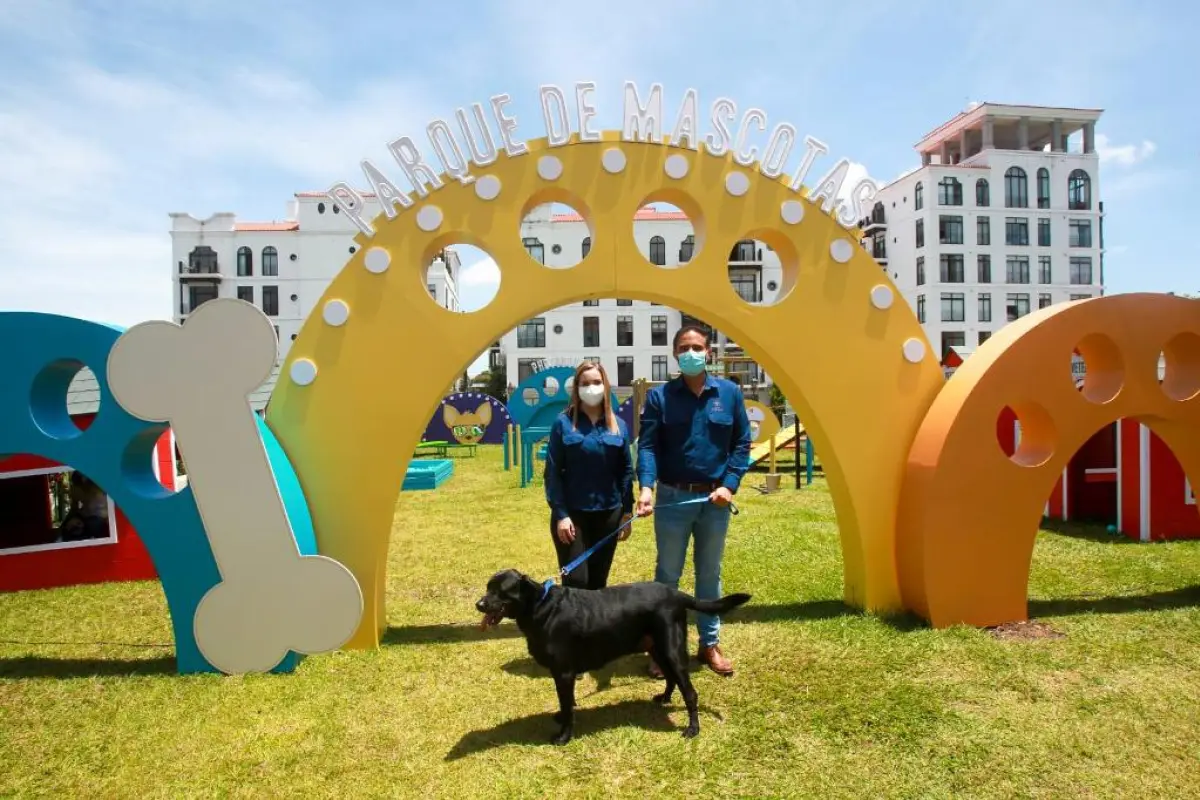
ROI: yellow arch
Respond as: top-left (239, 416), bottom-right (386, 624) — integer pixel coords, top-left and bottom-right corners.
top-left (897, 293), bottom-right (1200, 628)
top-left (265, 133), bottom-right (946, 649)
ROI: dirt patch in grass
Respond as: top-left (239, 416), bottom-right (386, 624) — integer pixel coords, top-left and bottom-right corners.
top-left (987, 620), bottom-right (1066, 641)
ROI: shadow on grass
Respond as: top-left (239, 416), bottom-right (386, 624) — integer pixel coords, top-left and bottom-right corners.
top-left (445, 698), bottom-right (688, 760)
top-left (1029, 585), bottom-right (1200, 617)
top-left (1039, 518), bottom-right (1139, 544)
top-left (0, 655), bottom-right (177, 679)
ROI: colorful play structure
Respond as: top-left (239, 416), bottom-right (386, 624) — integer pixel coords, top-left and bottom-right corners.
top-left (2, 125), bottom-right (1198, 675)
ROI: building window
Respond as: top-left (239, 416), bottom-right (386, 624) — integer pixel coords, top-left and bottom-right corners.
top-left (939, 215), bottom-right (964, 245)
top-left (679, 234), bottom-right (695, 263)
top-left (916, 294), bottom-right (926, 324)
top-left (427, 284), bottom-right (436, 300)
top-left (937, 177), bottom-right (963, 206)
top-left (1039, 293), bottom-right (1052, 309)
top-left (915, 219), bottom-right (925, 248)
top-left (729, 269), bottom-right (762, 303)
top-left (1070, 257), bottom-right (1093, 285)
top-left (616, 356), bottom-right (634, 386)
top-left (616, 298), bottom-right (633, 306)
top-left (517, 317), bottom-right (546, 348)
top-left (1005, 217), bottom-right (1029, 246)
top-left (582, 237), bottom-right (591, 259)
top-left (977, 255), bottom-right (992, 283)
top-left (1006, 256), bottom-right (1031, 284)
top-left (1006, 292), bottom-right (1031, 321)
top-left (1038, 256), bottom-right (1053, 284)
top-left (1069, 219), bottom-right (1092, 248)
top-left (648, 236), bottom-right (666, 265)
top-left (651, 315), bottom-right (668, 346)
top-left (582, 299), bottom-right (599, 307)
top-left (651, 355), bottom-right (669, 381)
top-left (979, 330), bottom-right (992, 345)
top-left (976, 216), bottom-right (991, 246)
top-left (184, 284), bottom-right (218, 314)
top-left (916, 256), bottom-right (925, 286)
top-left (523, 237), bottom-right (545, 264)
top-left (978, 293), bottom-right (992, 322)
top-left (262, 246), bottom-right (279, 277)
top-left (1068, 169), bottom-right (1092, 210)
top-left (1037, 218), bottom-right (1051, 247)
top-left (1037, 167), bottom-right (1051, 209)
top-left (237, 246), bottom-right (253, 277)
top-left (186, 246), bottom-right (219, 275)
top-left (914, 182), bottom-right (924, 210)
top-left (1004, 167), bottom-right (1028, 208)
top-left (976, 178), bottom-right (990, 207)
top-left (730, 240), bottom-right (758, 262)
top-left (939, 254), bottom-right (965, 283)
top-left (261, 285), bottom-right (279, 316)
top-left (517, 358), bottom-right (538, 383)
top-left (941, 292), bottom-right (965, 322)
top-left (941, 331), bottom-right (966, 360)
top-left (583, 316), bottom-right (600, 347)
top-left (236, 285), bottom-right (253, 303)
top-left (616, 315), bottom-right (634, 346)
top-left (870, 230), bottom-right (887, 260)
top-left (1070, 293), bottom-right (1092, 302)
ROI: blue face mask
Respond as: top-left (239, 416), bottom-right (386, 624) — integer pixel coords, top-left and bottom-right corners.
top-left (677, 349), bottom-right (707, 376)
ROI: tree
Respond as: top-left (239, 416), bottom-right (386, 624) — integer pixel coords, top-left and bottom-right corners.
top-left (769, 383), bottom-right (787, 417)
top-left (483, 365), bottom-right (508, 403)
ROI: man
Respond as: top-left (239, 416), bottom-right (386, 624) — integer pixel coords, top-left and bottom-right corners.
top-left (635, 324), bottom-right (752, 677)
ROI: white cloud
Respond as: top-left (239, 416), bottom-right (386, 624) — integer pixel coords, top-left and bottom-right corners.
top-left (459, 256), bottom-right (501, 288)
top-left (1095, 134), bottom-right (1157, 167)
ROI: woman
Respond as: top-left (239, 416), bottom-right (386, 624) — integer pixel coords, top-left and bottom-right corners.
top-left (544, 360), bottom-right (635, 591)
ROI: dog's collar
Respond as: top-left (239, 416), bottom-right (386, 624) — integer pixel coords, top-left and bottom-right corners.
top-left (537, 578), bottom-right (556, 605)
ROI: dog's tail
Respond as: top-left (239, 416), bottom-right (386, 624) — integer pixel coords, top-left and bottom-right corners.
top-left (687, 593), bottom-right (751, 615)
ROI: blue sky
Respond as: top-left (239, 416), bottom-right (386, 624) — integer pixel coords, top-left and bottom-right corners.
top-left (1, 0), bottom-right (1195, 362)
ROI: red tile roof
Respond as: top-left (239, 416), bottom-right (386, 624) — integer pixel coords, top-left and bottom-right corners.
top-left (234, 222), bottom-right (300, 232)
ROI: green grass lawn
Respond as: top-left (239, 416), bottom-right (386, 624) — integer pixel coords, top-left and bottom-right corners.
top-left (3, 446), bottom-right (1200, 798)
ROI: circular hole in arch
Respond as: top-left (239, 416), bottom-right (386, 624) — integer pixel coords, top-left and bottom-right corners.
top-left (542, 376), bottom-right (560, 397)
top-left (522, 387), bottom-right (540, 406)
top-left (30, 359), bottom-right (99, 440)
top-left (1160, 331), bottom-right (1200, 402)
top-left (1074, 333), bottom-right (1124, 404)
top-left (564, 376), bottom-right (575, 397)
top-left (998, 402), bottom-right (1057, 468)
top-left (633, 194), bottom-right (703, 269)
top-left (421, 239), bottom-right (500, 313)
top-left (726, 231), bottom-right (798, 307)
top-left (519, 188), bottom-right (593, 270)
top-left (121, 424), bottom-right (184, 499)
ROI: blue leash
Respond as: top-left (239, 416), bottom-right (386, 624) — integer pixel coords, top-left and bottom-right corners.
top-left (539, 496), bottom-right (740, 601)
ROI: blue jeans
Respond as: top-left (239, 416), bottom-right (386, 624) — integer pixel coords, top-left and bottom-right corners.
top-left (653, 483), bottom-right (733, 648)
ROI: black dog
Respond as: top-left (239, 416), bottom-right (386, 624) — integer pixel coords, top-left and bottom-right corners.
top-left (476, 568), bottom-right (751, 744)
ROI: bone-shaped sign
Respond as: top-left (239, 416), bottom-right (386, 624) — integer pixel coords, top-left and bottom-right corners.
top-left (107, 299), bottom-right (363, 674)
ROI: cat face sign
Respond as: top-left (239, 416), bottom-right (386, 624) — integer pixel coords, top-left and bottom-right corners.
top-left (443, 402), bottom-right (493, 444)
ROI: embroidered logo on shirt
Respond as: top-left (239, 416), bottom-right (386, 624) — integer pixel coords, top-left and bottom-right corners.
top-left (711, 400), bottom-right (724, 413)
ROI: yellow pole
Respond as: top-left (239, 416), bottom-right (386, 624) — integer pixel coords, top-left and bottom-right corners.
top-left (514, 424), bottom-right (522, 466)
top-left (769, 435), bottom-right (777, 474)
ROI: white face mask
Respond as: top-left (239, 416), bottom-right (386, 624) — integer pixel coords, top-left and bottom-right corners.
top-left (578, 384), bottom-right (605, 407)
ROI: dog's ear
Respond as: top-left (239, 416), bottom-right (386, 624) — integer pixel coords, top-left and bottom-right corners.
top-left (476, 402), bottom-right (493, 426)
top-left (443, 404), bottom-right (460, 427)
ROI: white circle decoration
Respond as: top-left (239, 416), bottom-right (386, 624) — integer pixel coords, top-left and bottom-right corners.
top-left (725, 171), bottom-right (751, 196)
top-left (415, 205), bottom-right (443, 232)
top-left (602, 148), bottom-right (626, 173)
top-left (290, 358), bottom-right (318, 386)
top-left (322, 299), bottom-right (350, 326)
top-left (780, 200), bottom-right (805, 225)
top-left (363, 247), bottom-right (391, 274)
top-left (902, 338), bottom-right (926, 364)
top-left (870, 285), bottom-right (894, 310)
top-left (474, 175), bottom-right (501, 201)
top-left (830, 239), bottom-right (854, 263)
top-left (537, 156), bottom-right (563, 181)
top-left (664, 154), bottom-right (689, 180)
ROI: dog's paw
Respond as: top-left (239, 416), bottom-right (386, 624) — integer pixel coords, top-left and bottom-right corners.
top-left (653, 691), bottom-right (672, 705)
top-left (550, 727), bottom-right (573, 746)
top-left (681, 723), bottom-right (700, 739)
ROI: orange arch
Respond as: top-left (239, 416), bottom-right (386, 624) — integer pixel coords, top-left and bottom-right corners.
top-left (897, 293), bottom-right (1200, 628)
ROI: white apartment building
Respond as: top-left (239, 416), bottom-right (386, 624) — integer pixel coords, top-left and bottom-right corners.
top-left (862, 103), bottom-right (1105, 360)
top-left (169, 194), bottom-right (461, 356)
top-left (496, 205), bottom-right (784, 391)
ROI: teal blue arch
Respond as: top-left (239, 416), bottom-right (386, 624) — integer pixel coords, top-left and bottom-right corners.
top-left (508, 366), bottom-right (619, 431)
top-left (0, 312), bottom-right (317, 675)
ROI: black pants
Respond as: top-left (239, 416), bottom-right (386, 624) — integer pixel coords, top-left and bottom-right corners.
top-left (550, 507), bottom-right (623, 590)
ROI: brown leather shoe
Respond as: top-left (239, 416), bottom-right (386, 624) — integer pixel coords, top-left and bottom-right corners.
top-left (698, 644), bottom-right (734, 676)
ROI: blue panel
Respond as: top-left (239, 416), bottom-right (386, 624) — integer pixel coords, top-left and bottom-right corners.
top-left (0, 313), bottom-right (308, 675)
top-left (508, 367), bottom-right (620, 432)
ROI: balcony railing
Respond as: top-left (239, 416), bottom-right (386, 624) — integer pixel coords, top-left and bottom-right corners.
top-left (179, 262), bottom-right (223, 278)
